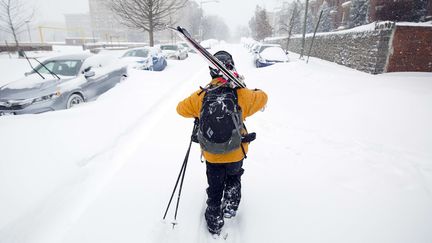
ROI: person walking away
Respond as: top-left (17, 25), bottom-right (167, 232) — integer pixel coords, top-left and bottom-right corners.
top-left (176, 50), bottom-right (268, 235)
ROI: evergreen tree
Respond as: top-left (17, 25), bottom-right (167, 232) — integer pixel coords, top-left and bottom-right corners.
top-left (318, 1), bottom-right (335, 32)
top-left (297, 0), bottom-right (315, 34)
top-left (249, 5), bottom-right (272, 41)
top-left (349, 0), bottom-right (370, 28)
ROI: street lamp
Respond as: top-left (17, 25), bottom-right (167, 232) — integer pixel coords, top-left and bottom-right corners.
top-left (25, 20), bottom-right (32, 43)
top-left (199, 0), bottom-right (219, 41)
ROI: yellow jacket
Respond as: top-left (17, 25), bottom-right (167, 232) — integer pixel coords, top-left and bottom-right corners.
top-left (177, 79), bottom-right (268, 163)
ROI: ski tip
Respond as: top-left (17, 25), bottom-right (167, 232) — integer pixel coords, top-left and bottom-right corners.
top-left (166, 25), bottom-right (176, 30)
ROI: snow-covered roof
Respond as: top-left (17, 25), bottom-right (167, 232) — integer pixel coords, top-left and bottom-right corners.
top-left (396, 21), bottom-right (432, 28)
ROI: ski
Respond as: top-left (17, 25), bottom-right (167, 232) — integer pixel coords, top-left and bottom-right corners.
top-left (167, 26), bottom-right (246, 88)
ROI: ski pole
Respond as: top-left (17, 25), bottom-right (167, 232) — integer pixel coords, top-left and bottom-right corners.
top-left (162, 153), bottom-right (187, 221)
top-left (162, 119), bottom-right (199, 225)
top-left (172, 136), bottom-right (192, 224)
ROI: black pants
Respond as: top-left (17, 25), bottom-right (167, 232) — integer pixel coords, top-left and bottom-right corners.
top-left (206, 160), bottom-right (244, 211)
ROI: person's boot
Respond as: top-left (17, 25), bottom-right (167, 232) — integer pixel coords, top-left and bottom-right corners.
top-left (205, 206), bottom-right (224, 234)
top-left (222, 185), bottom-right (240, 218)
top-left (222, 199), bottom-right (239, 218)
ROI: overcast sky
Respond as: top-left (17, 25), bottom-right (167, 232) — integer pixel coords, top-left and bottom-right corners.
top-left (25, 0), bottom-right (283, 29)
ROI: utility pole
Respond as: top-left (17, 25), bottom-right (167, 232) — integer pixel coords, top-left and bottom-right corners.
top-left (285, 4), bottom-right (298, 52)
top-left (25, 20), bottom-right (32, 43)
top-left (300, 0), bottom-right (309, 59)
top-left (307, 10), bottom-right (323, 63)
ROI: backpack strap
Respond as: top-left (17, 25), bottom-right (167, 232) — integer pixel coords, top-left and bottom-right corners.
top-left (233, 88), bottom-right (248, 159)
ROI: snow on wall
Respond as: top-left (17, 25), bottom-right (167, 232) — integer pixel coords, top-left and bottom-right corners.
top-left (266, 21), bottom-right (432, 74)
top-left (266, 21), bottom-right (395, 74)
top-left (0, 44), bottom-right (53, 53)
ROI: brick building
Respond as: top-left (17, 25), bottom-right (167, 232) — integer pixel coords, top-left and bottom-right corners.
top-left (308, 0), bottom-right (431, 31)
top-left (268, 0), bottom-right (432, 73)
top-left (369, 0), bottom-right (432, 22)
top-left (308, 0), bottom-right (352, 29)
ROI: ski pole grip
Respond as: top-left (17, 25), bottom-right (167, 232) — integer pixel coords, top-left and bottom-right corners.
top-left (242, 132), bottom-right (256, 143)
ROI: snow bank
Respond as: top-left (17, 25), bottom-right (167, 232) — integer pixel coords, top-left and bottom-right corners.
top-left (1, 44), bottom-right (432, 243)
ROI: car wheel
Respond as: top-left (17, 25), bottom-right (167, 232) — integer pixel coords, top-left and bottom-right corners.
top-left (66, 94), bottom-right (84, 109)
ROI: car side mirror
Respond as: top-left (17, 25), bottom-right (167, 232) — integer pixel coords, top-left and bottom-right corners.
top-left (24, 72), bottom-right (30, 76)
top-left (84, 70), bottom-right (95, 78)
top-left (83, 66), bottom-right (92, 73)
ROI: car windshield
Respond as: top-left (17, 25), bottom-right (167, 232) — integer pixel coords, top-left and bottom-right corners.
top-left (160, 45), bottom-right (178, 51)
top-left (122, 49), bottom-right (149, 58)
top-left (259, 45), bottom-right (280, 53)
top-left (260, 47), bottom-right (287, 61)
top-left (35, 60), bottom-right (82, 76)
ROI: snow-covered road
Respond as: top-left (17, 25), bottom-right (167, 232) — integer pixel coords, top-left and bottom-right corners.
top-left (1, 44), bottom-right (432, 243)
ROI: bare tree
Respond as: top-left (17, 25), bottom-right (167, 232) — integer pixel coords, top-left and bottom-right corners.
top-left (109, 0), bottom-right (188, 46)
top-left (0, 0), bottom-right (34, 47)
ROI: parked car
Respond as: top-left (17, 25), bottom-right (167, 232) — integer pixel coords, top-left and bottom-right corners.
top-left (253, 45), bottom-right (289, 68)
top-left (177, 42), bottom-right (196, 53)
top-left (0, 54), bottom-right (128, 116)
top-left (200, 39), bottom-right (219, 49)
top-left (249, 42), bottom-right (262, 53)
top-left (158, 44), bottom-right (188, 60)
top-left (121, 47), bottom-right (167, 71)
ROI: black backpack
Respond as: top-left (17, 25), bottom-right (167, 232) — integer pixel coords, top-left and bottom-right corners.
top-left (197, 87), bottom-right (243, 154)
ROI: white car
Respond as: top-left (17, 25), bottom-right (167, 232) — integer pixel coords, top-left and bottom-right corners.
top-left (120, 47), bottom-right (167, 71)
top-left (253, 45), bottom-right (289, 68)
top-left (158, 44), bottom-right (188, 60)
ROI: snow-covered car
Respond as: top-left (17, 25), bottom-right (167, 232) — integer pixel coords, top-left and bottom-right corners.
top-left (0, 54), bottom-right (128, 116)
top-left (120, 47), bottom-right (167, 71)
top-left (200, 39), bottom-right (219, 49)
top-left (249, 42), bottom-right (262, 53)
top-left (158, 44), bottom-right (188, 60)
top-left (253, 45), bottom-right (289, 68)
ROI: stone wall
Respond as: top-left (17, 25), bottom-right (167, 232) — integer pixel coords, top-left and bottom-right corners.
top-left (265, 21), bottom-right (432, 74)
top-left (266, 22), bottom-right (395, 74)
top-left (0, 44), bottom-right (53, 53)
